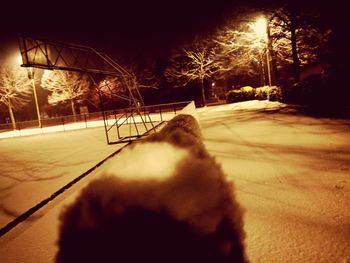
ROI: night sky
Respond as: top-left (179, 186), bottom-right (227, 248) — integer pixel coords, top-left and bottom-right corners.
top-left (0, 0), bottom-right (235, 56)
top-left (0, 0), bottom-right (347, 62)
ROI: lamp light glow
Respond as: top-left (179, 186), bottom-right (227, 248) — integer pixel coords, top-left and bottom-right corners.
top-left (253, 17), bottom-right (267, 41)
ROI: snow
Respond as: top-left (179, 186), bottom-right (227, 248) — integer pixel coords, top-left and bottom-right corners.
top-left (199, 101), bottom-right (350, 263)
top-left (0, 127), bottom-right (127, 227)
top-left (0, 100), bottom-right (350, 263)
top-left (99, 142), bottom-right (189, 181)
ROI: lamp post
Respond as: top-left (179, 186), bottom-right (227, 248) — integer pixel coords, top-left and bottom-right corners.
top-left (14, 53), bottom-right (42, 127)
top-left (266, 21), bottom-right (272, 87)
top-left (27, 68), bottom-right (42, 128)
top-left (253, 17), bottom-right (272, 86)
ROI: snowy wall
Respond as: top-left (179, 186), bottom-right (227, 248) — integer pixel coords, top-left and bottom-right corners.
top-left (56, 114), bottom-right (248, 263)
top-left (179, 100), bottom-right (198, 120)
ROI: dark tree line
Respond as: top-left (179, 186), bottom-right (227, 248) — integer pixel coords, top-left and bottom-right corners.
top-left (0, 1), bottom-right (343, 122)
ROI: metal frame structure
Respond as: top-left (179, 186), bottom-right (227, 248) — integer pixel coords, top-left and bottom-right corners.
top-left (18, 35), bottom-right (154, 144)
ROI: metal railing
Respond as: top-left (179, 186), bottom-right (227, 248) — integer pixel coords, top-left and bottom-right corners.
top-left (0, 101), bottom-right (193, 140)
top-left (102, 101), bottom-right (192, 144)
top-left (0, 111), bottom-right (104, 132)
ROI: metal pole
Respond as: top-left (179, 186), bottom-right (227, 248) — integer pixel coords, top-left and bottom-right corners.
top-left (260, 51), bottom-right (266, 86)
top-left (266, 22), bottom-right (272, 86)
top-left (266, 45), bottom-right (272, 86)
top-left (29, 68), bottom-right (42, 128)
top-left (159, 106), bottom-right (163, 122)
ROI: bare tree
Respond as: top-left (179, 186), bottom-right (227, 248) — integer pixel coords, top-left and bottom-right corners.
top-left (165, 37), bottom-right (223, 106)
top-left (270, 10), bottom-right (331, 68)
top-left (95, 63), bottom-right (159, 107)
top-left (123, 65), bottom-right (159, 106)
top-left (41, 70), bottom-right (90, 119)
top-left (0, 66), bottom-right (32, 129)
top-left (214, 15), bottom-right (267, 84)
top-left (213, 7), bottom-right (332, 85)
top-left (261, 3), bottom-right (332, 82)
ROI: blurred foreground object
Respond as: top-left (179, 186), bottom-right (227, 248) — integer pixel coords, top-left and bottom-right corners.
top-left (56, 114), bottom-right (248, 263)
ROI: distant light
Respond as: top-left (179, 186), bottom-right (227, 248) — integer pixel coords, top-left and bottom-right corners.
top-left (15, 54), bottom-right (23, 66)
top-left (212, 82), bottom-right (215, 87)
top-left (5, 52), bottom-right (23, 67)
top-left (252, 17), bottom-right (267, 40)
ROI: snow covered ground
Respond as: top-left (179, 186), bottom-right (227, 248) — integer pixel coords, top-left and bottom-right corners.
top-left (0, 126), bottom-right (127, 227)
top-left (0, 100), bottom-right (349, 262)
top-left (199, 101), bottom-right (350, 263)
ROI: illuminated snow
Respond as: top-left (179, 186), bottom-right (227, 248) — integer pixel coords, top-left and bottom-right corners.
top-left (100, 142), bottom-right (189, 181)
top-left (0, 100), bottom-right (349, 263)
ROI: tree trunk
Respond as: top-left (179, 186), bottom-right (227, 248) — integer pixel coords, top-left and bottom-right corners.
top-left (270, 48), bottom-right (279, 86)
top-left (290, 11), bottom-right (301, 82)
top-left (70, 99), bottom-right (77, 121)
top-left (8, 100), bottom-right (16, 130)
top-left (200, 78), bottom-right (207, 106)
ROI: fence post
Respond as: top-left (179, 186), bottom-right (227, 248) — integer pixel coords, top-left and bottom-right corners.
top-left (17, 121), bottom-right (22, 136)
top-left (159, 105), bottom-right (163, 121)
top-left (143, 107), bottom-right (145, 123)
top-left (113, 111), bottom-right (117, 127)
top-left (40, 119), bottom-right (44, 134)
top-left (84, 114), bottom-right (88, 128)
top-left (62, 117), bottom-right (65, 131)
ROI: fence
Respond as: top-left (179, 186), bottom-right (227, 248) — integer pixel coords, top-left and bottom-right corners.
top-left (0, 101), bottom-right (193, 140)
top-left (101, 101), bottom-right (193, 144)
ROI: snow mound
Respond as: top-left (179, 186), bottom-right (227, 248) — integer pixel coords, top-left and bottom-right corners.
top-left (229, 100), bottom-right (287, 110)
top-left (56, 114), bottom-right (248, 263)
top-left (196, 100), bottom-right (287, 113)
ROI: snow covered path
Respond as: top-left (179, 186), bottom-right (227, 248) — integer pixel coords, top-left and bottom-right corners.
top-left (199, 101), bottom-right (350, 263)
top-left (0, 101), bottom-right (349, 262)
top-left (0, 127), bottom-right (126, 227)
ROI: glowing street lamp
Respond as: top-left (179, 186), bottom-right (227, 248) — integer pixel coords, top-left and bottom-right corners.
top-left (253, 18), bottom-right (268, 41)
top-left (252, 17), bottom-right (272, 86)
